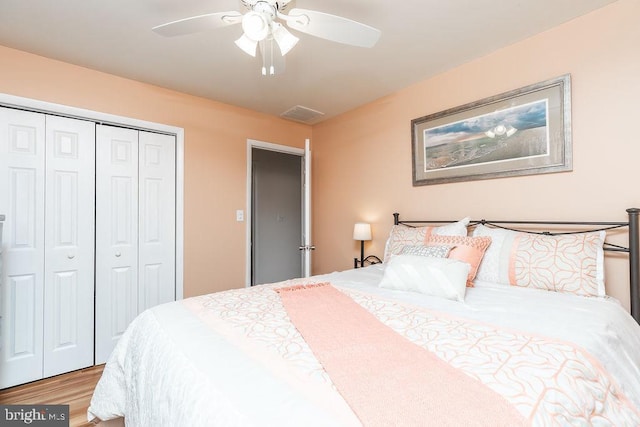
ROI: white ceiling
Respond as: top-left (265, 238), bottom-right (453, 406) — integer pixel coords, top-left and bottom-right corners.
top-left (0, 0), bottom-right (617, 123)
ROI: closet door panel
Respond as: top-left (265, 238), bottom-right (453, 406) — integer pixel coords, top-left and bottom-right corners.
top-left (138, 132), bottom-right (176, 312)
top-left (95, 125), bottom-right (139, 364)
top-left (0, 107), bottom-right (46, 388)
top-left (43, 116), bottom-right (95, 377)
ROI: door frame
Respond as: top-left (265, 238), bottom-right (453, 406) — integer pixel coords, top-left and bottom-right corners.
top-left (0, 93), bottom-right (185, 299)
top-left (245, 139), bottom-right (305, 287)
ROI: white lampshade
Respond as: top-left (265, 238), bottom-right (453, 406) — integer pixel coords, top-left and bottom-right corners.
top-left (271, 22), bottom-right (298, 56)
top-left (235, 33), bottom-right (258, 57)
top-left (241, 11), bottom-right (270, 41)
top-left (353, 223), bottom-right (372, 241)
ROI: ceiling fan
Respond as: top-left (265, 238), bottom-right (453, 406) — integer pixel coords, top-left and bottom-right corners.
top-left (152, 0), bottom-right (381, 76)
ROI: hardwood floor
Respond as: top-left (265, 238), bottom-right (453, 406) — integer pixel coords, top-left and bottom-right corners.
top-left (0, 365), bottom-right (104, 427)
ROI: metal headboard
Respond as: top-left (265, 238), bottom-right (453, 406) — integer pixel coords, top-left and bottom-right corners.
top-left (393, 208), bottom-right (640, 324)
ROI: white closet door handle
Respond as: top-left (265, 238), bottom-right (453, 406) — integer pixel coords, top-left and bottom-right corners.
top-left (115, 251), bottom-right (122, 258)
top-left (67, 254), bottom-right (75, 259)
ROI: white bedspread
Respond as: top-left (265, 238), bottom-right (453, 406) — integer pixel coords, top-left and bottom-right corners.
top-left (88, 265), bottom-right (640, 426)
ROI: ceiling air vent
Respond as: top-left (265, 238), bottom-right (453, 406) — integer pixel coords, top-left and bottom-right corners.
top-left (280, 105), bottom-right (325, 124)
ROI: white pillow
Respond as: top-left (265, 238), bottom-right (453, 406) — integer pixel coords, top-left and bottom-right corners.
top-left (378, 255), bottom-right (471, 301)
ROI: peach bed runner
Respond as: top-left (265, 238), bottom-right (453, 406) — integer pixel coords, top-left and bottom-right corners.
top-left (276, 283), bottom-right (527, 427)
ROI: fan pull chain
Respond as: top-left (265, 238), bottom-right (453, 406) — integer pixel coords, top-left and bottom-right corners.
top-left (261, 39), bottom-right (276, 76)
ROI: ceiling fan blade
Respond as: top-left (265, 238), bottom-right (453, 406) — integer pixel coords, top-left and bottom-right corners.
top-left (285, 8), bottom-right (380, 48)
top-left (152, 11), bottom-right (243, 37)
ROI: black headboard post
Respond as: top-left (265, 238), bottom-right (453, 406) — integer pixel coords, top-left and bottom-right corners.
top-left (628, 208), bottom-right (640, 323)
top-left (393, 213), bottom-right (400, 225)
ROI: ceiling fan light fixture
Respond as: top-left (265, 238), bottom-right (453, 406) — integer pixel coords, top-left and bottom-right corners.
top-left (235, 33), bottom-right (258, 56)
top-left (271, 22), bottom-right (298, 56)
top-left (154, 3), bottom-right (382, 76)
top-left (242, 11), bottom-right (270, 41)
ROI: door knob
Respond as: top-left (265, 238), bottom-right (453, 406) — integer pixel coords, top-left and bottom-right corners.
top-left (115, 251), bottom-right (122, 257)
top-left (67, 254), bottom-right (75, 259)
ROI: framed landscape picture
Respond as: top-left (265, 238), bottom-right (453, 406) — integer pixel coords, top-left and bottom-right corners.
top-left (411, 75), bottom-right (572, 186)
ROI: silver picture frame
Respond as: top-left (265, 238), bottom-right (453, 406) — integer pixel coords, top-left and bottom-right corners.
top-left (411, 74), bottom-right (572, 186)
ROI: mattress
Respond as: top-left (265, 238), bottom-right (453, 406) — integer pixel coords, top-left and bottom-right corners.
top-left (88, 265), bottom-right (640, 426)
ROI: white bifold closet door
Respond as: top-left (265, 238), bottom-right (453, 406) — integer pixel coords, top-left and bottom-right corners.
top-left (43, 116), bottom-right (95, 377)
top-left (138, 131), bottom-right (176, 311)
top-left (95, 125), bottom-right (175, 364)
top-left (0, 108), bottom-right (95, 388)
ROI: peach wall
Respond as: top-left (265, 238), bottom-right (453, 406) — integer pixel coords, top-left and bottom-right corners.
top-left (0, 45), bottom-right (311, 297)
top-left (312, 0), bottom-right (640, 309)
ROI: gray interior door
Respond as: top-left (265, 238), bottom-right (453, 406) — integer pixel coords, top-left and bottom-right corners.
top-left (251, 148), bottom-right (303, 285)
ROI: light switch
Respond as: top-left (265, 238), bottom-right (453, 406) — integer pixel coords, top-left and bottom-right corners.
top-left (236, 210), bottom-right (244, 222)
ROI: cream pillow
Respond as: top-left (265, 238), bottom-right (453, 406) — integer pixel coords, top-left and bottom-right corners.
top-left (378, 255), bottom-right (471, 301)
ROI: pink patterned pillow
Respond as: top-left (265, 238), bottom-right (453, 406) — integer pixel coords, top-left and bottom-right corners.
top-left (383, 218), bottom-right (469, 261)
top-left (424, 235), bottom-right (492, 287)
top-left (473, 225), bottom-right (606, 297)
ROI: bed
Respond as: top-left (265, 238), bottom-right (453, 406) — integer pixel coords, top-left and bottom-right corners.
top-left (88, 209), bottom-right (640, 426)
